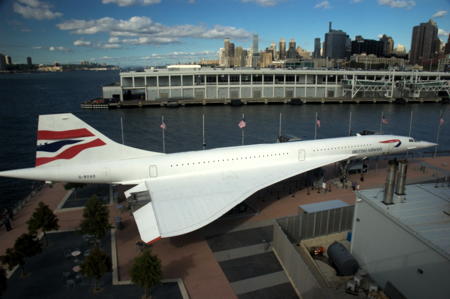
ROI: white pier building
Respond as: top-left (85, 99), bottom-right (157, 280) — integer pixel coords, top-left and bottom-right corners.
top-left (103, 66), bottom-right (450, 103)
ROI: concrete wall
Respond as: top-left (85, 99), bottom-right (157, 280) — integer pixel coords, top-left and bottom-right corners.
top-left (102, 86), bottom-right (122, 99)
top-left (351, 199), bottom-right (450, 299)
top-left (272, 223), bottom-right (326, 299)
top-left (146, 88), bottom-right (158, 100)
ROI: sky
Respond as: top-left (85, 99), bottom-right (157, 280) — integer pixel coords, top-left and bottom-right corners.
top-left (0, 0), bottom-right (449, 66)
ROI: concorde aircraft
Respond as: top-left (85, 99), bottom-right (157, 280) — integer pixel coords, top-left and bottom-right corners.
top-left (0, 113), bottom-right (436, 244)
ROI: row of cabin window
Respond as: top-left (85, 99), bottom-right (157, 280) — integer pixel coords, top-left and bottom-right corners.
top-left (312, 144), bottom-right (372, 152)
top-left (169, 152), bottom-right (289, 168)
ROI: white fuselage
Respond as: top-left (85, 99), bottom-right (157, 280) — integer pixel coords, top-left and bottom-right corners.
top-left (3, 134), bottom-right (432, 185)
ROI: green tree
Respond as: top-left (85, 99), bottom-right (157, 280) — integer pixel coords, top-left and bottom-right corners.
top-left (0, 248), bottom-right (22, 273)
top-left (14, 233), bottom-right (42, 276)
top-left (130, 248), bottom-right (162, 299)
top-left (27, 202), bottom-right (59, 245)
top-left (0, 266), bottom-right (7, 296)
top-left (80, 247), bottom-right (112, 293)
top-left (79, 196), bottom-right (111, 243)
top-left (0, 233), bottom-right (42, 277)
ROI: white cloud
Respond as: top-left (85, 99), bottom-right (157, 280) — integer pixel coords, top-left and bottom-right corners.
top-left (432, 10), bottom-right (447, 18)
top-left (241, 0), bottom-right (283, 6)
top-left (377, 34), bottom-right (383, 38)
top-left (58, 17), bottom-right (165, 35)
top-left (108, 37), bottom-right (120, 43)
top-left (123, 36), bottom-right (179, 44)
top-left (102, 0), bottom-right (160, 6)
top-left (73, 40), bottom-right (92, 46)
top-left (57, 16), bottom-right (252, 46)
top-left (101, 44), bottom-right (121, 49)
top-left (139, 51), bottom-right (217, 61)
top-left (314, 1), bottom-right (331, 9)
top-left (200, 25), bottom-right (252, 39)
top-left (13, 0), bottom-right (62, 20)
top-left (141, 50), bottom-right (216, 60)
top-left (438, 28), bottom-right (449, 37)
top-left (377, 0), bottom-right (415, 9)
top-left (48, 46), bottom-right (70, 52)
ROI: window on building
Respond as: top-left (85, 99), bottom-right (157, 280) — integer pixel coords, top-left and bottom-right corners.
top-left (230, 74), bottom-right (240, 84)
top-left (182, 75), bottom-right (193, 86)
top-left (275, 74), bottom-right (284, 84)
top-left (286, 75), bottom-right (295, 83)
top-left (159, 76), bottom-right (169, 87)
top-left (194, 75), bottom-right (205, 85)
top-left (218, 74), bottom-right (228, 84)
top-left (241, 74), bottom-right (251, 83)
top-left (264, 74), bottom-right (273, 83)
top-left (252, 74), bottom-right (262, 84)
top-left (206, 75), bottom-right (217, 84)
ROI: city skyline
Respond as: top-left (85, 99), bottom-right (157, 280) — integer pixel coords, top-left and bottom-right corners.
top-left (0, 0), bottom-right (449, 66)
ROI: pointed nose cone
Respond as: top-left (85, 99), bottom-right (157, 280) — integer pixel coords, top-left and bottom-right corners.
top-left (417, 141), bottom-right (437, 149)
top-left (0, 167), bottom-right (43, 180)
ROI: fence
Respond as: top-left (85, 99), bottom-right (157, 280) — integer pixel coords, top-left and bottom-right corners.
top-left (277, 205), bottom-right (354, 243)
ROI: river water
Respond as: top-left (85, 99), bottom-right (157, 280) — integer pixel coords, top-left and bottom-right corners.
top-left (0, 71), bottom-right (448, 209)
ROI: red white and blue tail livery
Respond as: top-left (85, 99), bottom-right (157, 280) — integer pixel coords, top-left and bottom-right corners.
top-left (0, 113), bottom-right (436, 244)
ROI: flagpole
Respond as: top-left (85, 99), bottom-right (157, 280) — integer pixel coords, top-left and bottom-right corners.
top-left (379, 111), bottom-right (383, 134)
top-left (278, 112), bottom-right (282, 138)
top-left (202, 113), bottom-right (206, 150)
top-left (120, 116), bottom-right (124, 144)
top-left (161, 115), bottom-right (166, 153)
top-left (434, 109), bottom-right (442, 158)
top-left (348, 111), bottom-right (352, 136)
top-left (314, 112), bottom-right (318, 140)
top-left (408, 109), bottom-right (413, 137)
top-left (241, 113), bottom-right (245, 145)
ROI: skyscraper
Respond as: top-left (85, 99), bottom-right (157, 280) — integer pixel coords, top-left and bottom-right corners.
top-left (445, 35), bottom-right (450, 55)
top-left (409, 19), bottom-right (440, 65)
top-left (252, 34), bottom-right (259, 54)
top-left (219, 48), bottom-right (225, 66)
top-left (5, 56), bottom-right (12, 65)
top-left (313, 38), bottom-right (321, 58)
top-left (224, 38), bottom-right (231, 57)
top-left (351, 35), bottom-right (384, 57)
top-left (269, 42), bottom-right (277, 60)
top-left (234, 46), bottom-right (246, 67)
top-left (260, 51), bottom-right (273, 67)
top-left (323, 22), bottom-right (351, 59)
top-left (27, 56), bottom-right (33, 66)
top-left (279, 38), bottom-right (286, 60)
top-left (286, 39), bottom-right (298, 59)
top-left (223, 38), bottom-right (235, 67)
top-left (379, 34), bottom-right (394, 57)
top-left (0, 54), bottom-right (6, 71)
top-left (288, 39), bottom-right (296, 50)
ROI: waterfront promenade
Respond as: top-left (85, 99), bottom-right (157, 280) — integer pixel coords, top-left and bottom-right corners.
top-left (1, 155), bottom-right (449, 298)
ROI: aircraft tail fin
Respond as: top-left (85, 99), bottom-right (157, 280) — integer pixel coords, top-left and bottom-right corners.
top-left (36, 113), bottom-right (160, 167)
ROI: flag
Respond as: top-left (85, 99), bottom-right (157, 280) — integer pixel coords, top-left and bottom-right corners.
top-left (160, 121), bottom-right (166, 130)
top-left (316, 117), bottom-right (321, 128)
top-left (381, 114), bottom-right (389, 125)
top-left (238, 119), bottom-right (246, 129)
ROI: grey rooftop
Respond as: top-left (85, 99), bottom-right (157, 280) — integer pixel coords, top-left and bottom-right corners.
top-left (357, 184), bottom-right (450, 259)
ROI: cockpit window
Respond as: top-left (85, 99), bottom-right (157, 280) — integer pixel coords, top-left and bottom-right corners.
top-left (409, 138), bottom-right (415, 142)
